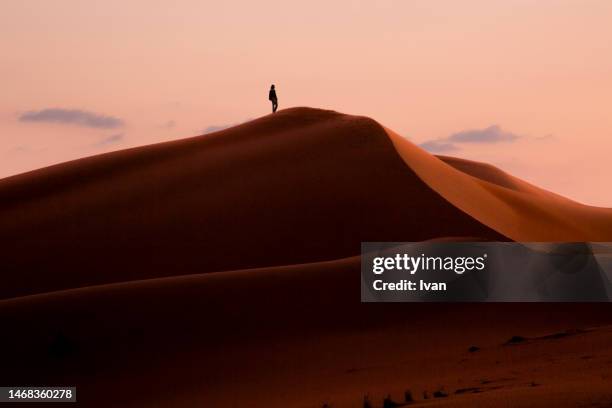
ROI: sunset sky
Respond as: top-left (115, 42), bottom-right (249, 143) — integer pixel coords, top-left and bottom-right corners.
top-left (2, 0), bottom-right (611, 205)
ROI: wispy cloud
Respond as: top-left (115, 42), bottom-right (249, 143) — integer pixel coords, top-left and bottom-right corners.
top-left (419, 140), bottom-right (459, 153)
top-left (19, 108), bottom-right (124, 129)
top-left (202, 119), bottom-right (251, 134)
top-left (447, 125), bottom-right (519, 143)
top-left (96, 133), bottom-right (124, 146)
top-left (420, 124), bottom-right (520, 153)
top-left (202, 124), bottom-right (232, 134)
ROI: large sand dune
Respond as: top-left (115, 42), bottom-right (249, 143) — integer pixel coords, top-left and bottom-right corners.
top-left (0, 108), bottom-right (507, 299)
top-left (1, 107), bottom-right (611, 407)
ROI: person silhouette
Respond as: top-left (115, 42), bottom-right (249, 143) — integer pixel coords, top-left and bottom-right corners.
top-left (269, 84), bottom-right (278, 113)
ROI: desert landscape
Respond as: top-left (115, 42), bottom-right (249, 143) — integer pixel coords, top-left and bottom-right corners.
top-left (1, 107), bottom-right (612, 407)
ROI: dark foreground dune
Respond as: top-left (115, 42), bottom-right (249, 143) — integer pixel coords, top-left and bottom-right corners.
top-left (1, 107), bottom-right (612, 407)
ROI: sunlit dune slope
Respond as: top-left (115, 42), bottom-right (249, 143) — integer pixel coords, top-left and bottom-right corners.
top-left (386, 128), bottom-right (612, 241)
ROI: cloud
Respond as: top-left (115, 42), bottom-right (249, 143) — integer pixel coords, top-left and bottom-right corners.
top-left (420, 124), bottom-right (520, 153)
top-left (202, 119), bottom-right (251, 134)
top-left (96, 133), bottom-right (124, 146)
top-left (19, 108), bottom-right (124, 129)
top-left (202, 124), bottom-right (233, 134)
top-left (447, 125), bottom-right (519, 143)
top-left (419, 140), bottom-right (459, 153)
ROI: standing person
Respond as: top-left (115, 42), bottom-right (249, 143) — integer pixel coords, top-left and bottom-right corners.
top-left (269, 84), bottom-right (278, 113)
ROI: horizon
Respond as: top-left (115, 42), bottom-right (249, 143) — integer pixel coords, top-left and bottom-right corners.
top-left (2, 0), bottom-right (612, 206)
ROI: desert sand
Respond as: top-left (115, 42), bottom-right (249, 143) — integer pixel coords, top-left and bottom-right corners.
top-left (1, 107), bottom-right (611, 407)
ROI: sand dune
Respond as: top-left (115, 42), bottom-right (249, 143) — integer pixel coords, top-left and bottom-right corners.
top-left (1, 107), bottom-right (612, 407)
top-left (0, 108), bottom-right (505, 300)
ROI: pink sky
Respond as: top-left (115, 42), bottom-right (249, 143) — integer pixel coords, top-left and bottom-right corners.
top-left (1, 0), bottom-right (612, 205)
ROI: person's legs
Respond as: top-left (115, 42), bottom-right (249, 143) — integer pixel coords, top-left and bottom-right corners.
top-left (272, 99), bottom-right (278, 113)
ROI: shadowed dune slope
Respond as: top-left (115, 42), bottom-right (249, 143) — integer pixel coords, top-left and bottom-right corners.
top-left (0, 108), bottom-right (505, 299)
